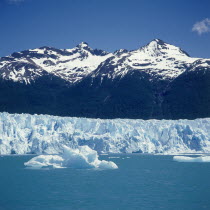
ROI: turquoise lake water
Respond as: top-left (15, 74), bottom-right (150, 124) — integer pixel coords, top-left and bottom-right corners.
top-left (0, 154), bottom-right (210, 210)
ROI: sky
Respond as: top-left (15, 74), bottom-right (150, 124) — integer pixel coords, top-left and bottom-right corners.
top-left (0, 0), bottom-right (210, 58)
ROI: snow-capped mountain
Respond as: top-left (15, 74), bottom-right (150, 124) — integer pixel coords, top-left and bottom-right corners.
top-left (1, 112), bottom-right (210, 155)
top-left (0, 42), bottom-right (112, 84)
top-left (94, 39), bottom-right (199, 81)
top-left (0, 39), bottom-right (208, 84)
top-left (0, 39), bottom-right (209, 120)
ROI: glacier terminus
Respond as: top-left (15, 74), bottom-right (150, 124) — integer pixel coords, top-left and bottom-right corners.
top-left (0, 112), bottom-right (210, 155)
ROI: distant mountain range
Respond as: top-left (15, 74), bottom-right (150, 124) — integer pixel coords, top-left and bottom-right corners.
top-left (0, 39), bottom-right (209, 119)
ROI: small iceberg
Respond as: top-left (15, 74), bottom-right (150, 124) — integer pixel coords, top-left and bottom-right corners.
top-left (173, 156), bottom-right (210, 162)
top-left (24, 145), bottom-right (118, 169)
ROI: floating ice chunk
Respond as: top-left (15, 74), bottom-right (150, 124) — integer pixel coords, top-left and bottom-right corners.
top-left (173, 156), bottom-right (210, 162)
top-left (122, 157), bottom-right (131, 159)
top-left (24, 155), bottom-right (64, 168)
top-left (97, 160), bottom-right (118, 169)
top-left (24, 145), bottom-right (118, 169)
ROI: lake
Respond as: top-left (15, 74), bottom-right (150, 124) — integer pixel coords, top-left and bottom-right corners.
top-left (0, 154), bottom-right (210, 210)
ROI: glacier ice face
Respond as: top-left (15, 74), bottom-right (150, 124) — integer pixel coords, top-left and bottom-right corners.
top-left (0, 112), bottom-right (210, 155)
top-left (173, 156), bottom-right (210, 162)
top-left (24, 145), bottom-right (118, 169)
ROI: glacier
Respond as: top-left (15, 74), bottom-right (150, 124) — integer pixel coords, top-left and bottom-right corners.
top-left (0, 112), bottom-right (210, 155)
top-left (24, 145), bottom-right (118, 169)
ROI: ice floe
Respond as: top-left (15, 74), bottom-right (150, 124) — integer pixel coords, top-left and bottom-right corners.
top-left (24, 145), bottom-right (118, 169)
top-left (173, 156), bottom-right (210, 162)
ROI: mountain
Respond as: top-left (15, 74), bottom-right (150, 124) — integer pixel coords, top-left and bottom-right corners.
top-left (0, 39), bottom-right (209, 119)
top-left (0, 42), bottom-right (112, 84)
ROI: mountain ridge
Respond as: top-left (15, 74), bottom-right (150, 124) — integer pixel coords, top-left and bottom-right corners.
top-left (0, 39), bottom-right (209, 120)
top-left (0, 39), bottom-right (206, 84)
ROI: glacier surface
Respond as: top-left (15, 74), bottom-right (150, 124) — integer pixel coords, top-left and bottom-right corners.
top-left (0, 112), bottom-right (210, 155)
top-left (24, 145), bottom-right (118, 169)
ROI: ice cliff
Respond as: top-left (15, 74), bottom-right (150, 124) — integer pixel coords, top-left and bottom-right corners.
top-left (0, 112), bottom-right (210, 155)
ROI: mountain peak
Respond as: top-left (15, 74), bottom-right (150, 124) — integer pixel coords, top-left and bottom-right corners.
top-left (76, 42), bottom-right (90, 49)
top-left (153, 39), bottom-right (166, 44)
top-left (140, 39), bottom-right (189, 57)
top-left (146, 39), bottom-right (168, 49)
top-left (114, 49), bottom-right (128, 56)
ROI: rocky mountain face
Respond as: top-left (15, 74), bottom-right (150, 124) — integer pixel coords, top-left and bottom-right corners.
top-left (0, 39), bottom-right (209, 119)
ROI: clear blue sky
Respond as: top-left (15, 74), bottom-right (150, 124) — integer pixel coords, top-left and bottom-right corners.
top-left (0, 0), bottom-right (210, 58)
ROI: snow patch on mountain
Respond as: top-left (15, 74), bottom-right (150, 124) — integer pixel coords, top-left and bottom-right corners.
top-left (189, 59), bottom-right (210, 72)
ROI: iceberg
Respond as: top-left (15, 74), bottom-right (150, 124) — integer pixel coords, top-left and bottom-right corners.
top-left (24, 155), bottom-right (64, 168)
top-left (24, 145), bottom-right (118, 169)
top-left (0, 112), bottom-right (210, 155)
top-left (173, 156), bottom-right (210, 162)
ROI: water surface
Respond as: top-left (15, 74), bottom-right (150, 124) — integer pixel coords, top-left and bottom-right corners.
top-left (0, 154), bottom-right (210, 210)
